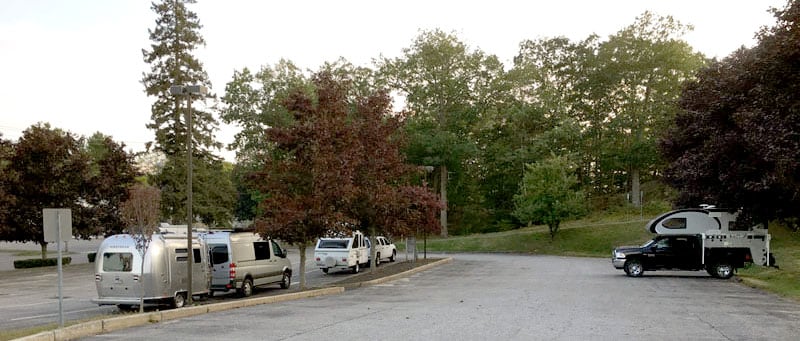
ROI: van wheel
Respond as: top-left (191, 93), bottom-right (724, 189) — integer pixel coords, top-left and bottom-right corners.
top-left (173, 292), bottom-right (186, 308)
top-left (280, 272), bottom-right (291, 289)
top-left (352, 263), bottom-right (360, 274)
top-left (714, 261), bottom-right (734, 279)
top-left (240, 278), bottom-right (254, 297)
top-left (390, 250), bottom-right (396, 262)
top-left (624, 259), bottom-right (644, 277)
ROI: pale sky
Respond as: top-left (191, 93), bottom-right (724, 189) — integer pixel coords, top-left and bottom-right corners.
top-left (0, 0), bottom-right (788, 162)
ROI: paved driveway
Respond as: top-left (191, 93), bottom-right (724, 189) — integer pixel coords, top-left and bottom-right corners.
top-left (84, 253), bottom-right (800, 340)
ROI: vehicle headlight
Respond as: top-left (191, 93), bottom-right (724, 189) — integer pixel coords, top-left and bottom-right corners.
top-left (614, 251), bottom-right (626, 259)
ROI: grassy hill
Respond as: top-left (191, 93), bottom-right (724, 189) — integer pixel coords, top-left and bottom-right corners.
top-left (407, 212), bottom-right (800, 301)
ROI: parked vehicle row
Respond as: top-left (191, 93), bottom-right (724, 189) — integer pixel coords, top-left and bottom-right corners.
top-left (314, 231), bottom-right (397, 274)
top-left (92, 227), bottom-right (292, 310)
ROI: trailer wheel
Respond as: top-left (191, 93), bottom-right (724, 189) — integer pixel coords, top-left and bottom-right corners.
top-left (352, 262), bottom-right (360, 274)
top-left (713, 261), bottom-right (734, 279)
top-left (280, 271), bottom-right (291, 289)
top-left (239, 278), bottom-right (254, 297)
top-left (624, 259), bottom-right (644, 277)
top-left (117, 304), bottom-right (135, 311)
top-left (322, 268), bottom-right (329, 274)
top-left (173, 292), bottom-right (186, 308)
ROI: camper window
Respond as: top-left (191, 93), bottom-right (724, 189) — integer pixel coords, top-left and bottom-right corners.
top-left (103, 252), bottom-right (133, 272)
top-left (254, 242), bottom-right (271, 260)
top-left (193, 248), bottom-right (202, 263)
top-left (662, 218), bottom-right (687, 229)
top-left (319, 240), bottom-right (348, 249)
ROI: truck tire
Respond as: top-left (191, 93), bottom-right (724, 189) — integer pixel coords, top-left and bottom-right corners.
top-left (713, 261), bottom-right (734, 279)
top-left (624, 259), bottom-right (644, 277)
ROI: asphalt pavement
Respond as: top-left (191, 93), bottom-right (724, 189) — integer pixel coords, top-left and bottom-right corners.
top-left (81, 253), bottom-right (800, 340)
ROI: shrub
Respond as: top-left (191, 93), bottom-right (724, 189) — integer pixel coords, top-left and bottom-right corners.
top-left (13, 257), bottom-right (72, 269)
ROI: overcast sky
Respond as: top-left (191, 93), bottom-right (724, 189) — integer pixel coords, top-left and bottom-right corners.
top-left (0, 0), bottom-right (788, 162)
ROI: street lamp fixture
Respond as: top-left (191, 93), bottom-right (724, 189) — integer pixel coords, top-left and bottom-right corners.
top-left (169, 84), bottom-right (207, 306)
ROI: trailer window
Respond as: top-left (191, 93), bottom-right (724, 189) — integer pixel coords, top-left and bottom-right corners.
top-left (194, 248), bottom-right (202, 263)
top-left (102, 252), bottom-right (133, 272)
top-left (211, 245), bottom-right (229, 264)
top-left (662, 218), bottom-right (687, 229)
top-left (254, 242), bottom-right (270, 260)
top-left (318, 240), bottom-right (348, 249)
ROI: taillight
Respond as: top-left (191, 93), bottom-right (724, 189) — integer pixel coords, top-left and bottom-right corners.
top-left (133, 274), bottom-right (140, 282)
top-left (341, 258), bottom-right (347, 262)
top-left (745, 254), bottom-right (752, 261)
top-left (229, 262), bottom-right (236, 279)
top-left (315, 257), bottom-right (320, 261)
top-left (95, 274), bottom-right (101, 282)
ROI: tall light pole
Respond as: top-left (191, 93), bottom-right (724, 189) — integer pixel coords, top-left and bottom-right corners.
top-left (169, 84), bottom-right (207, 306)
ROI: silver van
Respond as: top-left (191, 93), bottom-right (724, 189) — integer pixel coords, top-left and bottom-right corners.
top-left (201, 231), bottom-right (292, 297)
top-left (92, 233), bottom-right (210, 309)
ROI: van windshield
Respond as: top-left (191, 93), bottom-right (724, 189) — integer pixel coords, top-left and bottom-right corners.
top-left (102, 252), bottom-right (133, 272)
top-left (318, 240), bottom-right (349, 249)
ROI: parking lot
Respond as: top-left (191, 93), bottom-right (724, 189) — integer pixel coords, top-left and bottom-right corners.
top-left (81, 253), bottom-right (800, 340)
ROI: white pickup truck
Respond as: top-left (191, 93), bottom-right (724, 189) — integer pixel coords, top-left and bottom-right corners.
top-left (314, 231), bottom-right (369, 274)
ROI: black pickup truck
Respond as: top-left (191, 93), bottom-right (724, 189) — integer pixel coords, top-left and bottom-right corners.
top-left (612, 234), bottom-right (757, 279)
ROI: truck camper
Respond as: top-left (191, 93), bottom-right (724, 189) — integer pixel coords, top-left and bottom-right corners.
top-left (613, 206), bottom-right (775, 278)
top-left (92, 233), bottom-right (210, 309)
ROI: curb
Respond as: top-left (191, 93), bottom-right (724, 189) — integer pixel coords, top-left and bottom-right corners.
top-left (341, 257), bottom-right (453, 289)
top-left (14, 287), bottom-right (344, 341)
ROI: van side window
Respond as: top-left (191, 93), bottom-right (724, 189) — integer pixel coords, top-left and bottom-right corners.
top-left (102, 252), bottom-right (133, 272)
top-left (254, 242), bottom-right (270, 260)
top-left (271, 240), bottom-right (283, 257)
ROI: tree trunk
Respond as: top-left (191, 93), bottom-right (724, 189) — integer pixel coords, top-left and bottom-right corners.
top-left (440, 165), bottom-right (448, 238)
top-left (41, 242), bottom-right (47, 260)
top-left (549, 222), bottom-right (560, 241)
top-left (299, 243), bottom-right (307, 290)
top-left (369, 226), bottom-right (377, 273)
top-left (631, 168), bottom-right (641, 207)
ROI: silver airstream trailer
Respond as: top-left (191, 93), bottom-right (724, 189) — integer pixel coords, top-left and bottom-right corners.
top-left (92, 233), bottom-right (210, 309)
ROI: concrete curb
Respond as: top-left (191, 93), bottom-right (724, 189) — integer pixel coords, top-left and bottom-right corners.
top-left (342, 257), bottom-right (453, 289)
top-left (14, 287), bottom-right (344, 341)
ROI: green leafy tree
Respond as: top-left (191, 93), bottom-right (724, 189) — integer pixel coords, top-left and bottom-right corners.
top-left (0, 134), bottom-right (16, 237)
top-left (120, 183), bottom-right (161, 313)
top-left (589, 12), bottom-right (705, 204)
top-left (2, 124), bottom-right (90, 258)
top-left (141, 0), bottom-right (234, 225)
top-left (378, 29), bottom-right (506, 236)
top-left (514, 155), bottom-right (585, 240)
top-left (82, 132), bottom-right (139, 237)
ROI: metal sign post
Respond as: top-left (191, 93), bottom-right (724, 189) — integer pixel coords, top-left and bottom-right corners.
top-left (43, 208), bottom-right (71, 328)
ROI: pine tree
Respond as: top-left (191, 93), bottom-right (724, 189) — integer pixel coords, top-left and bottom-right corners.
top-left (141, 0), bottom-right (234, 225)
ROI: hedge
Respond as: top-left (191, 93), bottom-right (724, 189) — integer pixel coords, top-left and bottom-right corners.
top-left (13, 257), bottom-right (72, 269)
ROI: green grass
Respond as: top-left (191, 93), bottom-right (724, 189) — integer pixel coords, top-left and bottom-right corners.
top-left (403, 213), bottom-right (800, 302)
top-left (736, 224), bottom-right (800, 300)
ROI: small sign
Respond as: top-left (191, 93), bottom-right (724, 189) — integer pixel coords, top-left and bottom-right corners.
top-left (43, 208), bottom-right (72, 243)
